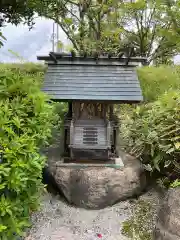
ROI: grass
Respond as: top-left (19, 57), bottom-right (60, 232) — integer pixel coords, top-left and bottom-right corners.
top-left (137, 65), bottom-right (180, 102)
top-left (1, 63), bottom-right (180, 103)
top-left (0, 62), bottom-right (46, 73)
top-left (121, 200), bottom-right (154, 240)
top-left (0, 62), bottom-right (47, 89)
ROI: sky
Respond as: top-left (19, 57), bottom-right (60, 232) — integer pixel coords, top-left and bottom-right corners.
top-left (0, 17), bottom-right (69, 63)
top-left (0, 17), bottom-right (180, 63)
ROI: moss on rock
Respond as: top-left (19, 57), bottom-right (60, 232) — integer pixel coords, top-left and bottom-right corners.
top-left (122, 200), bottom-right (154, 240)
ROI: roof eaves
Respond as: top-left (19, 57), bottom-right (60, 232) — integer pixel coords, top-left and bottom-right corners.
top-left (37, 52), bottom-right (147, 66)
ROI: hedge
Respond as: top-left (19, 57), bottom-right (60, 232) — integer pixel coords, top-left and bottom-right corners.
top-left (120, 90), bottom-right (180, 183)
top-left (0, 65), bottom-right (56, 239)
top-left (137, 65), bottom-right (180, 102)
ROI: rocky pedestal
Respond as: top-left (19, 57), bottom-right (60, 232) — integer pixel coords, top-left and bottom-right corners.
top-left (47, 152), bottom-right (146, 209)
top-left (153, 187), bottom-right (180, 240)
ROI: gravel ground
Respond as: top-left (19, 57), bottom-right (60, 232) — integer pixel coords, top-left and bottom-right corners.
top-left (25, 193), bottom-right (130, 240)
top-left (25, 188), bottom-right (162, 240)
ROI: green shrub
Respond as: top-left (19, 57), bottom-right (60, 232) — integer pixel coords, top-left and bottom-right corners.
top-left (120, 90), bottom-right (180, 181)
top-left (137, 65), bottom-right (180, 102)
top-left (55, 102), bottom-right (68, 129)
top-left (47, 102), bottom-right (68, 147)
top-left (0, 63), bottom-right (46, 86)
top-left (0, 67), bottom-right (56, 239)
top-left (170, 179), bottom-right (180, 188)
top-left (0, 63), bottom-right (46, 75)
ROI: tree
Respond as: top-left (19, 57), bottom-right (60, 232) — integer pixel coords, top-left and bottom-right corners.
top-left (1, 0), bottom-right (179, 64)
top-left (36, 0), bottom-right (124, 54)
top-left (163, 0), bottom-right (180, 35)
top-left (0, 0), bottom-right (43, 47)
top-left (116, 0), bottom-right (180, 64)
top-left (0, 0), bottom-right (35, 27)
top-left (36, 0), bottom-right (180, 64)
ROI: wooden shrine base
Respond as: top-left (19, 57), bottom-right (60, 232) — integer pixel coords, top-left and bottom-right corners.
top-left (63, 157), bottom-right (115, 164)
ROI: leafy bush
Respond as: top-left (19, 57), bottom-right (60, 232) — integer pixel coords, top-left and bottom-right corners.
top-left (0, 63), bottom-right (46, 85)
top-left (0, 67), bottom-right (56, 239)
top-left (120, 90), bottom-right (180, 181)
top-left (137, 65), bottom-right (180, 102)
top-left (170, 179), bottom-right (180, 188)
top-left (0, 63), bottom-right (46, 74)
top-left (47, 102), bottom-right (68, 147)
top-left (55, 102), bottom-right (68, 130)
top-left (119, 65), bottom-right (180, 183)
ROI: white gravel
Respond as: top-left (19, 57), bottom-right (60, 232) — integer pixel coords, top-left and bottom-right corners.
top-left (26, 193), bottom-right (130, 240)
top-left (25, 188), bottom-right (162, 240)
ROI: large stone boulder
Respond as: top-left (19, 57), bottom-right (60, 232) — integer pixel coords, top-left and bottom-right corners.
top-left (48, 153), bottom-right (146, 209)
top-left (153, 187), bottom-right (180, 240)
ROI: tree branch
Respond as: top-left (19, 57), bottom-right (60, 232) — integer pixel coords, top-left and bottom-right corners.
top-left (55, 19), bottom-right (79, 50)
top-left (65, 0), bottom-right (79, 7)
top-left (134, 11), bottom-right (144, 55)
top-left (165, 0), bottom-right (180, 35)
top-left (63, 4), bottom-right (80, 22)
top-left (146, 23), bottom-right (157, 57)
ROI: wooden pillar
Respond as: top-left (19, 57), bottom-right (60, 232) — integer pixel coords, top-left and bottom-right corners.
top-left (94, 103), bottom-right (98, 117)
top-left (70, 120), bottom-right (74, 159)
top-left (104, 104), bottom-right (107, 120)
top-left (70, 120), bottom-right (74, 145)
top-left (107, 120), bottom-right (111, 148)
top-left (64, 128), bottom-right (67, 153)
top-left (69, 102), bottom-right (72, 117)
top-left (72, 101), bottom-right (76, 121)
top-left (109, 104), bottom-right (113, 121)
top-left (113, 129), bottom-right (117, 154)
top-left (65, 102), bottom-right (72, 118)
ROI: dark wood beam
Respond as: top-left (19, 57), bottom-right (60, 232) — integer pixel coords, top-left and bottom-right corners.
top-left (125, 47), bottom-right (134, 66)
top-left (37, 51), bottom-right (147, 64)
top-left (118, 52), bottom-right (124, 59)
top-left (49, 52), bottom-right (58, 63)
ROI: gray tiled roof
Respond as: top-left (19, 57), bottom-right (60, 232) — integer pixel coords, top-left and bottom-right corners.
top-left (41, 60), bottom-right (143, 102)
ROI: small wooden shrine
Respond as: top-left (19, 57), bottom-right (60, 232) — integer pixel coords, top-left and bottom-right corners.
top-left (37, 52), bottom-right (145, 162)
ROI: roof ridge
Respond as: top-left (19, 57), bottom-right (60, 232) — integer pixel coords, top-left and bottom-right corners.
top-left (37, 51), bottom-right (147, 66)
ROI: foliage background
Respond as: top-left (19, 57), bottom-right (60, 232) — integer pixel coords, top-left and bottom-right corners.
top-left (119, 65), bottom-right (180, 185)
top-left (0, 62), bottom-right (180, 238)
top-left (0, 63), bottom-right (57, 239)
top-left (137, 65), bottom-right (180, 102)
top-left (0, 1), bottom-right (180, 239)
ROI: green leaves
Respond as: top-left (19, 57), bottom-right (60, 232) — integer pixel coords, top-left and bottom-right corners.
top-left (122, 200), bottom-right (153, 240)
top-left (0, 31), bottom-right (6, 47)
top-left (64, 18), bottom-right (74, 25)
top-left (170, 179), bottom-right (180, 188)
top-left (35, 0), bottom-right (180, 61)
top-left (0, 0), bottom-right (40, 33)
top-left (0, 64), bottom-right (58, 239)
top-left (120, 88), bottom-right (180, 181)
top-left (137, 66), bottom-right (180, 102)
top-left (0, 225), bottom-right (7, 233)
